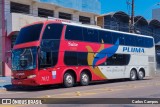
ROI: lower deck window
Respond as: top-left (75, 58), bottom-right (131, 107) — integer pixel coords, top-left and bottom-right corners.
top-left (39, 51), bottom-right (58, 68)
top-left (64, 51), bottom-right (130, 66)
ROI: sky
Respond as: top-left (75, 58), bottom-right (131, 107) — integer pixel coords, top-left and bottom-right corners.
top-left (100, 0), bottom-right (160, 20)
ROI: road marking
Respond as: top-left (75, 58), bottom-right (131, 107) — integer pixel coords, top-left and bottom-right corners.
top-left (37, 81), bottom-right (160, 98)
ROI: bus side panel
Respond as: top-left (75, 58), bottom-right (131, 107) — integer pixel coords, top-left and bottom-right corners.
top-left (124, 55), bottom-right (149, 78)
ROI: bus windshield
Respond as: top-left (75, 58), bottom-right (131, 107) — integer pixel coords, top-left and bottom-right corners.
top-left (12, 47), bottom-right (37, 71)
top-left (15, 24), bottom-right (43, 45)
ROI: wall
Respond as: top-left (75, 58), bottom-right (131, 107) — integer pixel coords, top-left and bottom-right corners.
top-left (0, 0), bottom-right (3, 76)
top-left (39, 0), bottom-right (101, 14)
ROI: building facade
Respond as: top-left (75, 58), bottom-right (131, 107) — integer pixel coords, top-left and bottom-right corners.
top-left (0, 0), bottom-right (99, 76)
top-left (39, 0), bottom-right (101, 14)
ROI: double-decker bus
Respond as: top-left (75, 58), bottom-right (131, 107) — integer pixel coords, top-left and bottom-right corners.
top-left (11, 19), bottom-right (155, 88)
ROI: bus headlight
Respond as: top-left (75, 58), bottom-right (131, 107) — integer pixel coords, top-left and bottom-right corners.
top-left (27, 75), bottom-right (36, 79)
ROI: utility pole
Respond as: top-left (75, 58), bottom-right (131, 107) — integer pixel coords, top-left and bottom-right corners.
top-left (130, 0), bottom-right (134, 33)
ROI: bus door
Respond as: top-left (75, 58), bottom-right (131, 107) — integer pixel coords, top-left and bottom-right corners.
top-left (38, 24), bottom-right (63, 84)
top-left (38, 50), bottom-right (53, 84)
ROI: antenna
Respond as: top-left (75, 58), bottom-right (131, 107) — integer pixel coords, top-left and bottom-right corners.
top-left (130, 0), bottom-right (135, 33)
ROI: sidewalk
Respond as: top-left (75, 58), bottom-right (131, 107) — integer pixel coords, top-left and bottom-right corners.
top-left (0, 76), bottom-right (12, 90)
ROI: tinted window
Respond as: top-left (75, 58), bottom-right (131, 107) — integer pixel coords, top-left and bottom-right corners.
top-left (125, 35), bottom-right (137, 46)
top-left (83, 28), bottom-right (99, 42)
top-left (64, 52), bottom-right (77, 65)
top-left (114, 54), bottom-right (130, 65)
top-left (65, 25), bottom-right (83, 41)
top-left (52, 52), bottom-right (58, 66)
top-left (77, 52), bottom-right (88, 65)
top-left (39, 51), bottom-right (52, 68)
top-left (137, 37), bottom-right (145, 47)
top-left (39, 51), bottom-right (58, 68)
top-left (112, 32), bottom-right (125, 45)
top-left (41, 40), bottom-right (60, 52)
top-left (64, 52), bottom-right (88, 66)
top-left (145, 38), bottom-right (154, 47)
top-left (43, 24), bottom-right (63, 40)
top-left (106, 54), bottom-right (130, 66)
top-left (99, 30), bottom-right (112, 44)
top-left (15, 24), bottom-right (43, 44)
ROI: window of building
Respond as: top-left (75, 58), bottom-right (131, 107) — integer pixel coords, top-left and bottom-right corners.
top-left (79, 16), bottom-right (91, 24)
top-left (10, 2), bottom-right (30, 14)
top-left (65, 25), bottom-right (83, 41)
top-left (38, 8), bottom-right (54, 18)
top-left (59, 12), bottom-right (72, 20)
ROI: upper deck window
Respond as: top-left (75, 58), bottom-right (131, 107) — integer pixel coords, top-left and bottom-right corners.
top-left (42, 24), bottom-right (63, 40)
top-left (15, 24), bottom-right (43, 45)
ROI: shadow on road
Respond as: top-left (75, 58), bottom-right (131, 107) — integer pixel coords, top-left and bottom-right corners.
top-left (4, 78), bottom-right (151, 92)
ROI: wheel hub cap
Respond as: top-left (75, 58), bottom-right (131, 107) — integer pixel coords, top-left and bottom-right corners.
top-left (66, 75), bottom-right (72, 84)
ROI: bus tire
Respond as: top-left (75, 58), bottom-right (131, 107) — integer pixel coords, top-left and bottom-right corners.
top-left (63, 72), bottom-right (75, 88)
top-left (80, 72), bottom-right (90, 86)
top-left (138, 70), bottom-right (144, 80)
top-left (130, 69), bottom-right (137, 81)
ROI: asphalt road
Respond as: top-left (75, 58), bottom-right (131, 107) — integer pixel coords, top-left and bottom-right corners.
top-left (1, 75), bottom-right (160, 107)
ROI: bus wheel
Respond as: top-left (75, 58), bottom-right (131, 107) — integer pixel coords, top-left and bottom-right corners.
top-left (138, 70), bottom-right (144, 80)
top-left (130, 69), bottom-right (137, 81)
top-left (80, 72), bottom-right (90, 86)
top-left (63, 72), bottom-right (75, 88)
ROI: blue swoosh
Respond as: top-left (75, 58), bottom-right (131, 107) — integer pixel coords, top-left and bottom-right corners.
top-left (92, 39), bottom-right (119, 68)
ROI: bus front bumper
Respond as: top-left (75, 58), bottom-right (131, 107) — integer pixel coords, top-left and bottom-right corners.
top-left (11, 78), bottom-right (39, 86)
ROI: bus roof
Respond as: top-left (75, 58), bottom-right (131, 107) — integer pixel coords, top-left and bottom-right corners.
top-left (23, 19), bottom-right (154, 39)
top-left (61, 21), bottom-right (153, 39)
